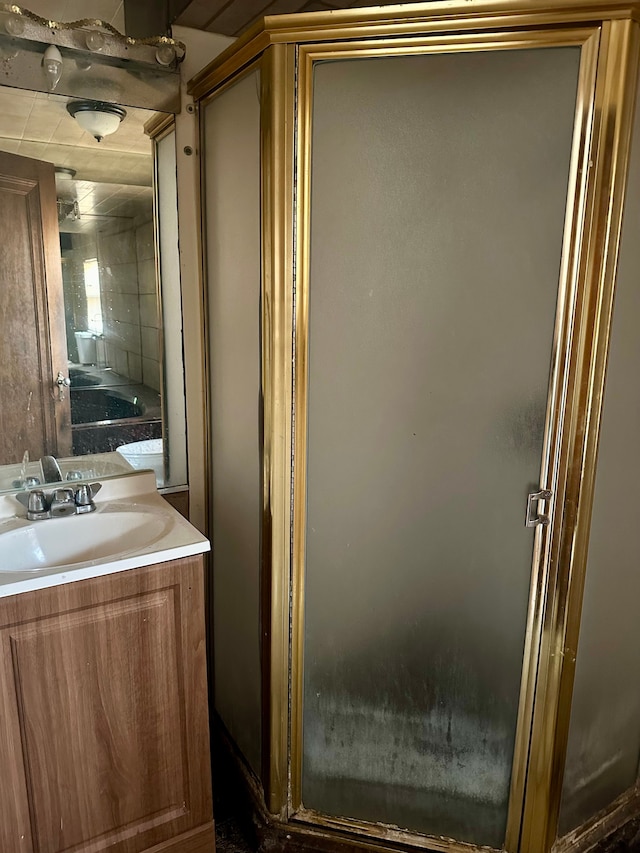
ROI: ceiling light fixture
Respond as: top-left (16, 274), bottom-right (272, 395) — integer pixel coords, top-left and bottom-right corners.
top-left (0, 5), bottom-right (186, 59)
top-left (42, 44), bottom-right (62, 91)
top-left (54, 166), bottom-right (76, 195)
top-left (57, 198), bottom-right (80, 224)
top-left (66, 100), bottom-right (126, 142)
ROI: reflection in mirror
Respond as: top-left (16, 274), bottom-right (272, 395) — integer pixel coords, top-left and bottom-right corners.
top-left (0, 85), bottom-right (184, 493)
top-left (59, 175), bottom-right (161, 456)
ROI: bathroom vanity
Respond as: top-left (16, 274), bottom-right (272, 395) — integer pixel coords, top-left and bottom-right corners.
top-left (0, 472), bottom-right (213, 853)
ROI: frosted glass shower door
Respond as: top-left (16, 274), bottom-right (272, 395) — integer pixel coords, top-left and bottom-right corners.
top-left (301, 47), bottom-right (581, 848)
top-left (204, 69), bottom-right (262, 778)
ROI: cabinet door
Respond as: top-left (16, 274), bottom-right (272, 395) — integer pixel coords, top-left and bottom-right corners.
top-left (0, 557), bottom-right (212, 853)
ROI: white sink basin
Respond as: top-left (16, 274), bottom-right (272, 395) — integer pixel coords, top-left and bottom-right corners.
top-left (0, 507), bottom-right (172, 572)
top-left (0, 470), bottom-right (210, 598)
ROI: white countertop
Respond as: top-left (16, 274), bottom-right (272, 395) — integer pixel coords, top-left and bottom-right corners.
top-left (0, 470), bottom-right (210, 598)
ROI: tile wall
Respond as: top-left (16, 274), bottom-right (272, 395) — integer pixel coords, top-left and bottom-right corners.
top-left (135, 218), bottom-right (161, 391)
top-left (61, 216), bottom-right (161, 391)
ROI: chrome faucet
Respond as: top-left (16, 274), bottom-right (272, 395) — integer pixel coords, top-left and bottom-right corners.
top-left (40, 455), bottom-right (63, 483)
top-left (16, 482), bottom-right (102, 521)
top-left (49, 488), bottom-right (76, 517)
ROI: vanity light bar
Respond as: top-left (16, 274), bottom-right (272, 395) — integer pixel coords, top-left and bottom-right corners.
top-left (0, 3), bottom-right (183, 112)
top-left (0, 4), bottom-right (185, 63)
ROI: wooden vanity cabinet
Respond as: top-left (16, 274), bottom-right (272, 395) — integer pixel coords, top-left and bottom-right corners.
top-left (0, 555), bottom-right (214, 853)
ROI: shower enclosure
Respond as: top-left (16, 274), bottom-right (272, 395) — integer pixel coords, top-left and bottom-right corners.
top-left (191, 3), bottom-right (640, 852)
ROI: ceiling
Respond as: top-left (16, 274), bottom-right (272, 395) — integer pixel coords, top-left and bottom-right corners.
top-left (56, 181), bottom-right (154, 233)
top-left (0, 84), bottom-right (155, 225)
top-left (174, 0), bottom-right (433, 38)
top-left (0, 87), bottom-right (154, 185)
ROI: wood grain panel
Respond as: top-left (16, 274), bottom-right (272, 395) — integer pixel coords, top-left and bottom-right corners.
top-left (0, 151), bottom-right (71, 465)
top-left (0, 175), bottom-right (49, 464)
top-left (0, 556), bottom-right (212, 853)
top-left (0, 613), bottom-right (33, 852)
top-left (11, 590), bottom-right (186, 853)
top-left (141, 824), bottom-right (215, 852)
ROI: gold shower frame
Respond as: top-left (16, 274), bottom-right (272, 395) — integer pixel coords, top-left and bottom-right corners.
top-left (189, 4), bottom-right (640, 852)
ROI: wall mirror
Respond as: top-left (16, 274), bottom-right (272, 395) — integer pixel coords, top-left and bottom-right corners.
top-left (0, 82), bottom-right (186, 494)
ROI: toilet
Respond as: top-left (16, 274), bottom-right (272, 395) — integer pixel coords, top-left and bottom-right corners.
top-left (74, 331), bottom-right (97, 365)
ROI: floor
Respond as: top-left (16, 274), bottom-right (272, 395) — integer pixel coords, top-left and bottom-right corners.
top-left (594, 816), bottom-right (640, 852)
top-left (212, 798), bottom-right (640, 853)
top-left (215, 813), bottom-right (254, 853)
top-left (213, 770), bottom-right (254, 853)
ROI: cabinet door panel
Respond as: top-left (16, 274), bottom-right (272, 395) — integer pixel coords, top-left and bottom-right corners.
top-left (0, 557), bottom-right (211, 853)
top-left (10, 589), bottom-right (185, 853)
top-left (0, 632), bottom-right (32, 851)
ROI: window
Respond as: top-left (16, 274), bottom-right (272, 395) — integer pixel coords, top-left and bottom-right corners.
top-left (83, 258), bottom-right (103, 335)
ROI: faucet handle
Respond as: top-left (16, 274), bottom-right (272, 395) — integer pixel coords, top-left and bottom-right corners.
top-left (15, 489), bottom-right (50, 520)
top-left (29, 490), bottom-right (49, 514)
top-left (74, 482), bottom-right (102, 513)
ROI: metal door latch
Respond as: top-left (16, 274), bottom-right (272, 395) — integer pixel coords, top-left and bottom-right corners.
top-left (55, 370), bottom-right (71, 401)
top-left (525, 489), bottom-right (553, 528)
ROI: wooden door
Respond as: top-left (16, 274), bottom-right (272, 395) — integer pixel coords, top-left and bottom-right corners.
top-left (0, 151), bottom-right (71, 466)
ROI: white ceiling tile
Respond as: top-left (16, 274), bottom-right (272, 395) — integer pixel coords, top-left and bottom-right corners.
top-left (0, 116), bottom-right (28, 140)
top-left (17, 140), bottom-right (55, 161)
top-left (22, 115), bottom-right (59, 143)
top-left (1, 94), bottom-right (35, 118)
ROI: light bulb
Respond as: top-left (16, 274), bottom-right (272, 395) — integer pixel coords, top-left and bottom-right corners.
top-left (155, 44), bottom-right (176, 66)
top-left (5, 14), bottom-right (25, 36)
top-left (85, 30), bottom-right (105, 52)
top-left (42, 45), bottom-right (62, 91)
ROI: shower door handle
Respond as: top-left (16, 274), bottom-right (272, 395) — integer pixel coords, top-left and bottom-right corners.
top-left (525, 489), bottom-right (553, 528)
top-left (55, 371), bottom-right (71, 402)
